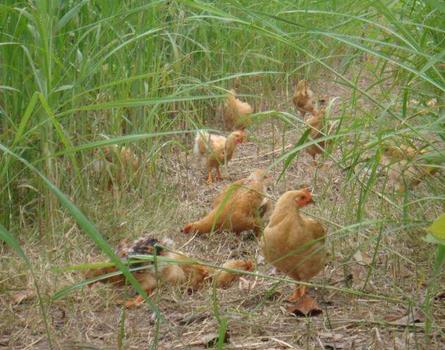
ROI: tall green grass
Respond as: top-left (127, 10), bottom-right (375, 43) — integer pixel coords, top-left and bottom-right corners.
top-left (1, 0), bottom-right (444, 348)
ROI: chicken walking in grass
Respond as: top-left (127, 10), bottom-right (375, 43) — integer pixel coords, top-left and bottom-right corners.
top-left (182, 169), bottom-right (271, 236)
top-left (223, 89), bottom-right (253, 130)
top-left (381, 144), bottom-right (441, 192)
top-left (293, 80), bottom-right (316, 117)
top-left (93, 145), bottom-right (141, 189)
top-left (193, 129), bottom-right (246, 184)
top-left (260, 188), bottom-right (326, 303)
top-left (305, 107), bottom-right (327, 165)
top-left (85, 236), bottom-right (254, 307)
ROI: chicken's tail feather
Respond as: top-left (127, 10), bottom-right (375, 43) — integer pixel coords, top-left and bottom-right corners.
top-left (193, 130), bottom-right (209, 156)
top-left (214, 259), bottom-right (254, 288)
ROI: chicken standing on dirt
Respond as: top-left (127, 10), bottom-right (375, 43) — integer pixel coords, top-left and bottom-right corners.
top-left (382, 144), bottom-right (440, 192)
top-left (223, 89), bottom-right (253, 130)
top-left (305, 107), bottom-right (327, 163)
top-left (260, 188), bottom-right (326, 302)
top-left (85, 236), bottom-right (253, 307)
top-left (293, 80), bottom-right (316, 117)
top-left (93, 145), bottom-right (141, 188)
top-left (194, 130), bottom-right (246, 184)
top-left (182, 169), bottom-right (271, 235)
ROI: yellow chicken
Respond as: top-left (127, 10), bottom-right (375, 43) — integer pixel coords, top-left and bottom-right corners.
top-left (305, 107), bottom-right (327, 162)
top-left (93, 145), bottom-right (141, 189)
top-left (182, 169), bottom-right (271, 235)
top-left (381, 144), bottom-right (439, 192)
top-left (293, 80), bottom-right (316, 117)
top-left (223, 89), bottom-right (253, 130)
top-left (261, 188), bottom-right (326, 302)
top-left (85, 236), bottom-right (253, 307)
top-left (193, 130), bottom-right (246, 183)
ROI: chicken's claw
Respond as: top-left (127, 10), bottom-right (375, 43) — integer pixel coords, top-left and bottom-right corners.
top-left (287, 286), bottom-right (307, 302)
top-left (215, 168), bottom-right (223, 181)
top-left (207, 170), bottom-right (213, 184)
top-left (125, 297), bottom-right (143, 308)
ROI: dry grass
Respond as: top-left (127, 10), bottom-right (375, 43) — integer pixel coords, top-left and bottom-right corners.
top-left (1, 78), bottom-right (444, 350)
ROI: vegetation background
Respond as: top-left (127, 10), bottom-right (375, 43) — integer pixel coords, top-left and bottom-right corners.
top-left (1, 0), bottom-right (444, 349)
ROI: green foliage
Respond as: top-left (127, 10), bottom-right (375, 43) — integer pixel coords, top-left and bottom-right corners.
top-left (426, 213), bottom-right (445, 242)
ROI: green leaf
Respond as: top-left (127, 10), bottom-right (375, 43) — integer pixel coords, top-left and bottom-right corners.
top-left (426, 213), bottom-right (445, 240)
top-left (423, 233), bottom-right (445, 246)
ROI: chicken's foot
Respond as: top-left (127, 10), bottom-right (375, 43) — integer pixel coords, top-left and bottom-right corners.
top-left (287, 285), bottom-right (307, 302)
top-left (124, 295), bottom-right (145, 308)
top-left (215, 167), bottom-right (223, 181)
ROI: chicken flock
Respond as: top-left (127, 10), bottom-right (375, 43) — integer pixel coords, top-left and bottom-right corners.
top-left (86, 81), bottom-right (440, 312)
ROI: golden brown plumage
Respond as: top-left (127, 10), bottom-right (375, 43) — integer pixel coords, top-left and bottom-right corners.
top-left (260, 189), bottom-right (326, 301)
top-left (182, 169), bottom-right (271, 235)
top-left (85, 236), bottom-right (253, 307)
top-left (382, 145), bottom-right (440, 192)
top-left (293, 80), bottom-right (316, 117)
top-left (193, 130), bottom-right (246, 183)
top-left (214, 259), bottom-right (254, 289)
top-left (305, 108), bottom-right (326, 161)
top-left (223, 89), bottom-right (253, 130)
top-left (93, 145), bottom-right (141, 189)
top-left (103, 145), bottom-right (140, 171)
top-left (382, 144), bottom-right (424, 161)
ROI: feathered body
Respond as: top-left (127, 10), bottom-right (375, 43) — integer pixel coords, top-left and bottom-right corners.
top-left (293, 80), bottom-right (316, 117)
top-left (382, 145), bottom-right (440, 192)
top-left (260, 189), bottom-right (326, 300)
top-left (182, 169), bottom-right (270, 235)
top-left (215, 259), bottom-right (254, 289)
top-left (93, 145), bottom-right (141, 189)
top-left (383, 144), bottom-right (423, 161)
top-left (305, 108), bottom-right (326, 160)
top-left (86, 235), bottom-right (253, 306)
top-left (223, 89), bottom-right (253, 130)
top-left (103, 145), bottom-right (140, 171)
top-left (193, 130), bottom-right (246, 183)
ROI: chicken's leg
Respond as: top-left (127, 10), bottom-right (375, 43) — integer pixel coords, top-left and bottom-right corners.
top-left (311, 156), bottom-right (318, 167)
top-left (124, 294), bottom-right (145, 308)
top-left (287, 286), bottom-right (307, 302)
top-left (215, 167), bottom-right (223, 181)
top-left (207, 169), bottom-right (213, 184)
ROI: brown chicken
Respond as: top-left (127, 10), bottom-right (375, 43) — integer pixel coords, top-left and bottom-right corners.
top-left (382, 144), bottom-right (424, 161)
top-left (293, 80), bottom-right (316, 117)
top-left (93, 145), bottom-right (141, 188)
top-left (86, 236), bottom-right (253, 307)
top-left (214, 259), bottom-right (255, 289)
top-left (305, 107), bottom-right (327, 162)
top-left (260, 188), bottom-right (326, 302)
top-left (103, 145), bottom-right (140, 171)
top-left (194, 130), bottom-right (246, 183)
top-left (182, 169), bottom-right (271, 235)
top-left (223, 89), bottom-right (253, 130)
top-left (382, 145), bottom-right (439, 192)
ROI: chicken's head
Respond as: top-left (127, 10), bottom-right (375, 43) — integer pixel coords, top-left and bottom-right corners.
top-left (231, 130), bottom-right (247, 144)
top-left (248, 169), bottom-right (271, 183)
top-left (294, 188), bottom-right (314, 207)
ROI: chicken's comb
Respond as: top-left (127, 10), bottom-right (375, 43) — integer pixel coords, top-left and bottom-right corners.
top-left (300, 187), bottom-right (313, 195)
